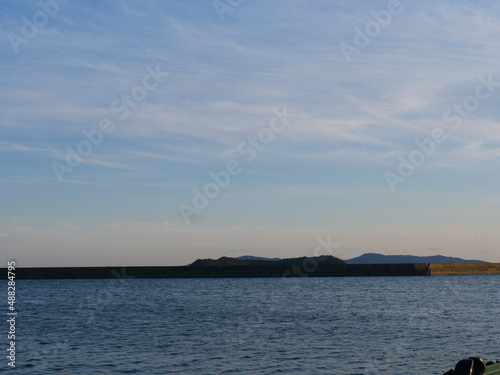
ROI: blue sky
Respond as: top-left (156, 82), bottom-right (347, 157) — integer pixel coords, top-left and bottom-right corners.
top-left (1, 0), bottom-right (500, 266)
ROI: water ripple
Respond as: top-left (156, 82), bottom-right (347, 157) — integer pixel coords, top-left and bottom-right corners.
top-left (9, 275), bottom-right (500, 374)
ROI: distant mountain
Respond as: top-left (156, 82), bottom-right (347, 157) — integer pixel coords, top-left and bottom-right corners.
top-left (238, 255), bottom-right (282, 261)
top-left (190, 255), bottom-right (345, 267)
top-left (346, 253), bottom-right (488, 264)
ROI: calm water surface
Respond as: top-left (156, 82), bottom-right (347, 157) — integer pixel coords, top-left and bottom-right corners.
top-left (4, 275), bottom-right (500, 374)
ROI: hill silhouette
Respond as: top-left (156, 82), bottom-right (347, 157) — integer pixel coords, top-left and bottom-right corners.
top-left (346, 253), bottom-right (487, 264)
top-left (190, 255), bottom-right (345, 267)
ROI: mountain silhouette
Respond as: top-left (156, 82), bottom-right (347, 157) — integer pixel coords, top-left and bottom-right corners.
top-left (345, 253), bottom-right (487, 264)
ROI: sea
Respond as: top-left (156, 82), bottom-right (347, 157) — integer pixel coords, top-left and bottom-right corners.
top-left (3, 275), bottom-right (500, 374)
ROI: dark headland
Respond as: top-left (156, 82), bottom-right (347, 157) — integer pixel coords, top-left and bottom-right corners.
top-left (4, 253), bottom-right (500, 279)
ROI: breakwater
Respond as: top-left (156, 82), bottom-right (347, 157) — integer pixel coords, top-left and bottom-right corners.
top-left (428, 262), bottom-right (500, 275)
top-left (2, 262), bottom-right (498, 279)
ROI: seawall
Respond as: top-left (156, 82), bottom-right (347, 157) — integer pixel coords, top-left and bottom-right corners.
top-left (3, 263), bottom-right (500, 279)
top-left (428, 262), bottom-right (500, 276)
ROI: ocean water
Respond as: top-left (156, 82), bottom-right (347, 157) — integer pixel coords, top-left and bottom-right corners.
top-left (3, 275), bottom-right (500, 374)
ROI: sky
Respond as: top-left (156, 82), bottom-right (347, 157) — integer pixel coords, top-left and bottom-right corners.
top-left (1, 0), bottom-right (500, 266)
